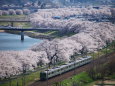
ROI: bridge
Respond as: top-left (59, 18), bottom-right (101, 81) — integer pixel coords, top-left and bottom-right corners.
top-left (0, 26), bottom-right (59, 41)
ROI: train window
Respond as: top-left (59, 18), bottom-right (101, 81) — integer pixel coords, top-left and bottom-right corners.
top-left (57, 70), bottom-right (59, 72)
top-left (61, 68), bottom-right (63, 70)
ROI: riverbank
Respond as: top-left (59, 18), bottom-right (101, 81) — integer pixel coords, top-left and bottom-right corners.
top-left (4, 30), bottom-right (55, 40)
top-left (25, 31), bottom-right (55, 40)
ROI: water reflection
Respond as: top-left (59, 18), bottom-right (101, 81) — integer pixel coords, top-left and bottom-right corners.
top-left (0, 32), bottom-right (42, 51)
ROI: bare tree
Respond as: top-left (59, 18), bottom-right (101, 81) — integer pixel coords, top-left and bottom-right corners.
top-left (41, 3), bottom-right (46, 9)
top-left (110, 8), bottom-right (115, 18)
top-left (0, 10), bottom-right (2, 16)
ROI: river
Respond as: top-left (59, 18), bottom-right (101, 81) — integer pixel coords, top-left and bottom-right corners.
top-left (0, 32), bottom-right (42, 51)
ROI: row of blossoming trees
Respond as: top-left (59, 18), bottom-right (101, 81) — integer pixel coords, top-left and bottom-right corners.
top-left (0, 7), bottom-right (115, 79)
top-left (0, 9), bottom-right (30, 16)
top-left (0, 22), bottom-right (115, 79)
top-left (30, 7), bottom-right (115, 28)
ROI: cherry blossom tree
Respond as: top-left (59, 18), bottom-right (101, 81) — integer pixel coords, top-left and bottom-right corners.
top-left (16, 9), bottom-right (23, 15)
top-left (8, 9), bottom-right (16, 15)
top-left (31, 40), bottom-right (70, 67)
top-left (2, 10), bottom-right (9, 15)
top-left (0, 50), bottom-right (49, 79)
top-left (23, 9), bottom-right (30, 15)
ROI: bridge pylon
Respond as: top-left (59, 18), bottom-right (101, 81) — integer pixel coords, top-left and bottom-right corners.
top-left (21, 31), bottom-right (24, 41)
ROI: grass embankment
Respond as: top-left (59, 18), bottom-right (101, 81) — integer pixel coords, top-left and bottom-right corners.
top-left (26, 30), bottom-right (76, 39)
top-left (52, 72), bottom-right (115, 86)
top-left (0, 71), bottom-right (40, 86)
top-left (0, 15), bottom-right (26, 19)
top-left (0, 22), bottom-right (31, 28)
top-left (52, 72), bottom-right (93, 86)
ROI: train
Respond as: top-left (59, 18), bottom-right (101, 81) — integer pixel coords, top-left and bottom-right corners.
top-left (40, 56), bottom-right (92, 80)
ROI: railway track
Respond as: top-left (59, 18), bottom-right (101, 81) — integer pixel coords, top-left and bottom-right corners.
top-left (29, 52), bottom-right (115, 86)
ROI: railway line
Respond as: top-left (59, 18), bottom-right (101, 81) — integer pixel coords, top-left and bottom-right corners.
top-left (29, 51), bottom-right (115, 86)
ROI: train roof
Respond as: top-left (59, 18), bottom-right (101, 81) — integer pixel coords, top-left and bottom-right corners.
top-left (43, 56), bottom-right (91, 73)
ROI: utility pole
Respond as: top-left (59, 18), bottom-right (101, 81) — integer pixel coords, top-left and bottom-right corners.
top-left (73, 48), bottom-right (77, 75)
top-left (46, 63), bottom-right (48, 86)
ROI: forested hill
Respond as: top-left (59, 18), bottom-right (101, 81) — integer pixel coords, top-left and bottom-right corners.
top-left (0, 0), bottom-right (49, 5)
top-left (0, 0), bottom-right (114, 5)
top-left (0, 0), bottom-right (22, 5)
top-left (73, 0), bottom-right (114, 5)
